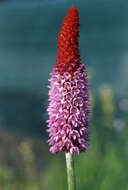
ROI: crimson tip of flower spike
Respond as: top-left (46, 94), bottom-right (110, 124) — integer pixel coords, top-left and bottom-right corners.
top-left (65, 6), bottom-right (79, 22)
top-left (56, 6), bottom-right (80, 75)
top-left (68, 6), bottom-right (78, 14)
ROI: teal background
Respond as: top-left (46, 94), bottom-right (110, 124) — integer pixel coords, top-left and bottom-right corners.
top-left (0, 0), bottom-right (128, 189)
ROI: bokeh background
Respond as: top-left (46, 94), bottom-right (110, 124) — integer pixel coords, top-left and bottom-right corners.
top-left (0, 0), bottom-right (128, 189)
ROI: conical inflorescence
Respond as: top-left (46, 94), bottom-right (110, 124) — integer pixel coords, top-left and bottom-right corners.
top-left (47, 6), bottom-right (90, 154)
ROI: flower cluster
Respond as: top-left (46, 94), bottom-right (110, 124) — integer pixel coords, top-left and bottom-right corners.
top-left (47, 6), bottom-right (90, 154)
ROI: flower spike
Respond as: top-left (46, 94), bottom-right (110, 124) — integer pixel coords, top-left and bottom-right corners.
top-left (47, 6), bottom-right (90, 154)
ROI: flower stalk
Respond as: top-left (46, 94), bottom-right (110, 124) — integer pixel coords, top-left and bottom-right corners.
top-left (65, 152), bottom-right (76, 190)
top-left (47, 5), bottom-right (90, 190)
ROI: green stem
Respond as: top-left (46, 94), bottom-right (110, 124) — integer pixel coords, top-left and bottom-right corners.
top-left (65, 152), bottom-right (76, 190)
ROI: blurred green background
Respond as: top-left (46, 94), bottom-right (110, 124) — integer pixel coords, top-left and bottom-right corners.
top-left (0, 0), bottom-right (128, 189)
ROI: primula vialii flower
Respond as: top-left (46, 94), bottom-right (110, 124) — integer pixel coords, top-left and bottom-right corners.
top-left (47, 6), bottom-right (90, 154)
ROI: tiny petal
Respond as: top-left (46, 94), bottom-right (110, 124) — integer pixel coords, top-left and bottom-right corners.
top-left (70, 146), bottom-right (80, 154)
